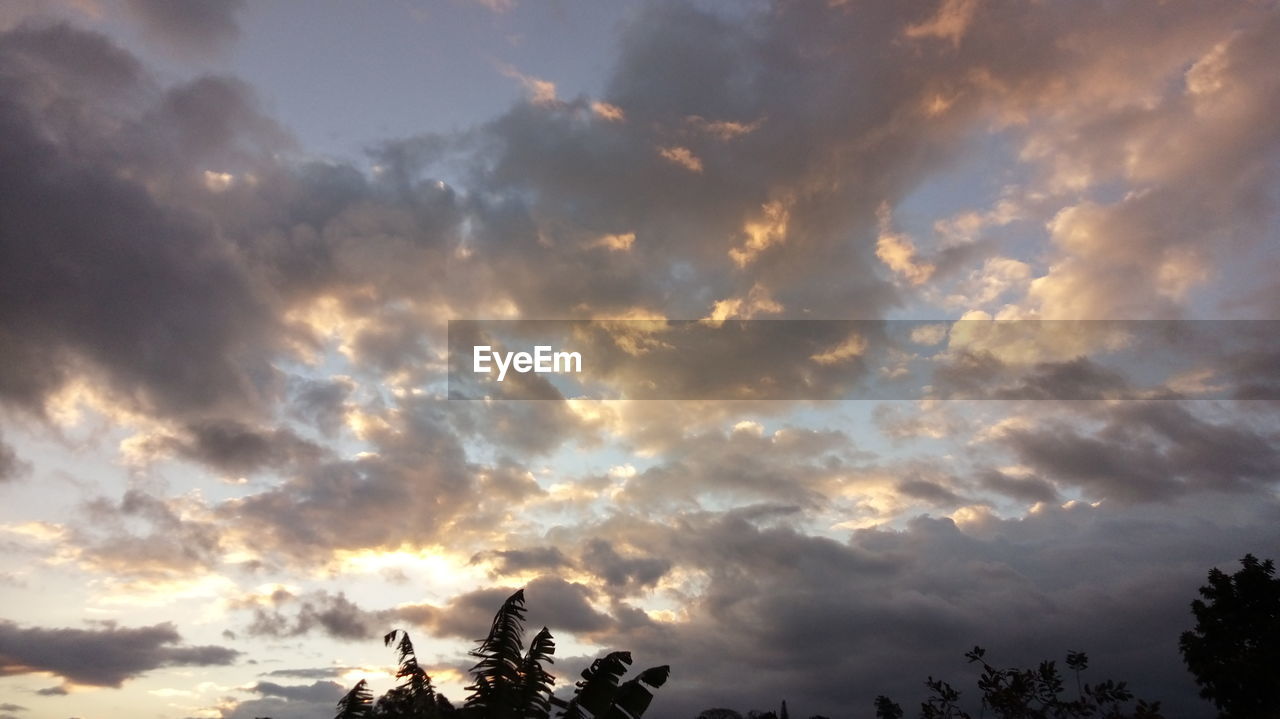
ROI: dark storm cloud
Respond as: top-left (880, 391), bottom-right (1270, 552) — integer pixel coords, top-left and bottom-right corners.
top-left (546, 496), bottom-right (1280, 718)
top-left (240, 576), bottom-right (611, 643)
top-left (243, 590), bottom-right (381, 641)
top-left (614, 424), bottom-right (864, 511)
top-left (998, 401), bottom-right (1280, 502)
top-left (220, 693), bottom-right (339, 719)
top-left (0, 0), bottom-right (1266, 482)
top-left (0, 619), bottom-right (238, 687)
top-left (580, 539), bottom-right (671, 594)
top-left (991, 356), bottom-right (1131, 401)
top-left (471, 546), bottom-right (574, 575)
top-left (123, 0), bottom-right (246, 57)
top-left (432, 0), bottom-right (922, 322)
top-left (1223, 343), bottom-right (1280, 400)
top-left (895, 477), bottom-right (967, 507)
top-left (287, 377), bottom-right (354, 437)
top-left (0, 0), bottom-right (1271, 433)
top-left (0, 20), bottom-right (459, 466)
top-left (416, 576), bottom-right (612, 638)
top-left (975, 469), bottom-right (1059, 505)
top-left (0, 24), bottom-right (285, 423)
top-left (426, 0), bottom-right (1269, 328)
top-left (223, 681), bottom-right (373, 719)
top-left (248, 679), bottom-right (345, 703)
top-left (1, 6), bottom-right (1279, 718)
top-left (222, 399), bottom-right (478, 559)
top-left (0, 24), bottom-right (488, 568)
top-left (150, 420), bottom-right (328, 476)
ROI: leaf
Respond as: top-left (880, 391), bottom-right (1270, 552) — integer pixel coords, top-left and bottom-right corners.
top-left (466, 588), bottom-right (530, 718)
top-left (600, 665), bottom-right (670, 719)
top-left (518, 626), bottom-right (557, 719)
top-left (561, 651), bottom-right (632, 718)
top-left (334, 678), bottom-right (372, 719)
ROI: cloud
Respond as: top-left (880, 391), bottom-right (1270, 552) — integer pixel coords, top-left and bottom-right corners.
top-left (122, 0), bottom-right (246, 57)
top-left (242, 590), bottom-right (383, 641)
top-left (657, 145), bottom-right (704, 173)
top-left (530, 496), bottom-right (1280, 717)
top-left (239, 576), bottom-right (612, 643)
top-left (218, 399), bottom-right (482, 560)
top-left (69, 489), bottom-right (226, 579)
top-left (581, 539), bottom-right (671, 594)
top-left (498, 62), bottom-right (559, 106)
top-left (1, 4), bottom-right (1279, 717)
top-left (903, 0), bottom-right (980, 47)
top-left (876, 205), bottom-right (935, 286)
top-left (610, 422), bottom-right (866, 512)
top-left (402, 576), bottom-right (613, 639)
top-left (995, 401), bottom-right (1280, 502)
top-left (974, 469), bottom-right (1059, 505)
top-left (591, 101), bottom-right (625, 122)
top-left (0, 619), bottom-right (238, 688)
top-left (127, 420), bottom-right (327, 476)
top-left (218, 681), bottom-right (346, 719)
top-left (259, 666), bottom-right (360, 681)
top-left (248, 679), bottom-right (346, 703)
top-left (287, 377), bottom-right (354, 437)
top-left (0, 24), bottom-right (287, 424)
top-left (0, 432), bottom-right (29, 482)
top-left (472, 546), bottom-right (574, 575)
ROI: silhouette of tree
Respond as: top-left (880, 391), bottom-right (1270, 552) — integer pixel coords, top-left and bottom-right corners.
top-left (516, 627), bottom-right (557, 719)
top-left (558, 650), bottom-right (670, 719)
top-left (1179, 553), bottom-right (1280, 718)
top-left (466, 589), bottom-right (552, 719)
top-left (371, 630), bottom-right (450, 718)
top-left (337, 679), bottom-right (374, 719)
top-left (696, 702), bottom-right (822, 719)
top-left (696, 708), bottom-right (744, 719)
top-left (875, 646), bottom-right (1163, 719)
top-left (334, 588), bottom-right (668, 719)
top-left (873, 695), bottom-right (904, 719)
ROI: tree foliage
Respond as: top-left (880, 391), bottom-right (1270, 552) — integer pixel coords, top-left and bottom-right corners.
top-left (466, 589), bottom-right (535, 719)
top-left (1179, 553), bottom-right (1280, 719)
top-left (332, 588), bottom-right (669, 719)
top-left (875, 647), bottom-right (1164, 719)
top-left (558, 650), bottom-right (671, 719)
top-left (337, 679), bottom-right (374, 719)
top-left (375, 630), bottom-right (447, 718)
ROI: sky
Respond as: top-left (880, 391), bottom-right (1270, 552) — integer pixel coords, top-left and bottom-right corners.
top-left (0, 1), bottom-right (1279, 718)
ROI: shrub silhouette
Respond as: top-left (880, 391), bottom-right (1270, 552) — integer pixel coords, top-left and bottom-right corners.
top-left (1179, 554), bottom-right (1280, 719)
top-left (874, 646), bottom-right (1164, 719)
top-left (335, 588), bottom-right (670, 719)
top-left (695, 701), bottom-right (823, 719)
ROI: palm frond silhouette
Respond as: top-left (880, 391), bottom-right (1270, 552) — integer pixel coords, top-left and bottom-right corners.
top-left (334, 587), bottom-right (669, 719)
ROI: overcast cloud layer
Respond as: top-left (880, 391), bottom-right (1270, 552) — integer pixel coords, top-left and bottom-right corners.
top-left (0, 1), bottom-right (1278, 718)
